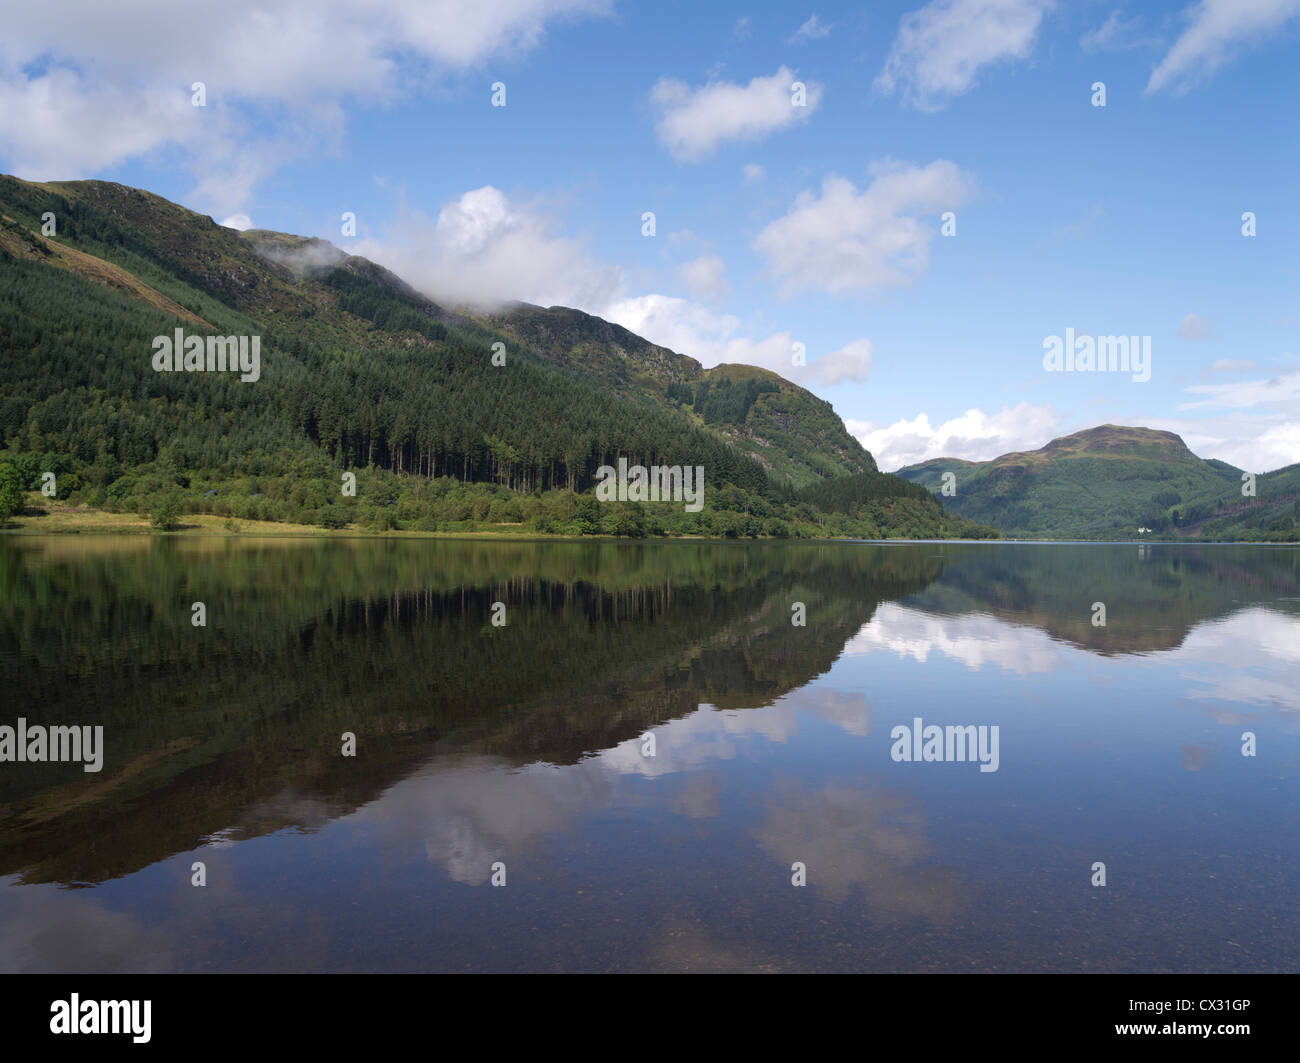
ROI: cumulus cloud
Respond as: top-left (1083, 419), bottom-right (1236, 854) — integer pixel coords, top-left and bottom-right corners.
top-left (1178, 313), bottom-right (1213, 339)
top-left (650, 66), bottom-right (821, 162)
top-left (0, 69), bottom-right (199, 180)
top-left (0, 0), bottom-right (609, 205)
top-left (0, 1), bottom-right (608, 97)
top-left (876, 0), bottom-right (1054, 110)
top-left (219, 213), bottom-right (254, 231)
top-left (355, 184), bottom-right (873, 395)
top-left (845, 402), bottom-right (1063, 471)
top-left (0, 66), bottom-right (320, 217)
top-left (604, 294), bottom-right (793, 370)
top-left (753, 159), bottom-right (975, 296)
top-left (382, 0), bottom-right (612, 67)
top-left (1173, 416), bottom-right (1300, 473)
top-left (810, 339), bottom-right (874, 385)
top-left (355, 185), bottom-right (622, 311)
top-left (675, 254), bottom-right (728, 302)
top-left (1147, 0), bottom-right (1300, 95)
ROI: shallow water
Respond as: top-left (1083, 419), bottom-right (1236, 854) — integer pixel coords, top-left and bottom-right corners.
top-left (1, 537), bottom-right (1297, 972)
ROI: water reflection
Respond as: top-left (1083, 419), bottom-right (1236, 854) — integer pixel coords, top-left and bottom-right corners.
top-left (1, 538), bottom-right (1297, 971)
top-left (751, 780), bottom-right (962, 917)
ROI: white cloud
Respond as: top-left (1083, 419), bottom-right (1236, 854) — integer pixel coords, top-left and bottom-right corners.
top-left (355, 185), bottom-right (622, 311)
top-left (0, 69), bottom-right (306, 216)
top-left (219, 213), bottom-right (254, 231)
top-left (191, 112), bottom-right (344, 217)
top-left (753, 159), bottom-right (975, 296)
top-left (1210, 358), bottom-right (1256, 372)
top-left (383, 0), bottom-right (612, 67)
top-left (0, 0), bottom-right (609, 207)
top-left (876, 0), bottom-right (1054, 111)
top-left (650, 66), bottom-right (821, 162)
top-left (1179, 313), bottom-right (1213, 339)
top-left (253, 238), bottom-right (347, 276)
top-left (1165, 415), bottom-right (1300, 473)
top-left (845, 402), bottom-right (1063, 471)
top-left (1182, 369), bottom-right (1300, 411)
top-left (675, 254), bottom-right (728, 302)
top-left (1080, 10), bottom-right (1152, 52)
top-left (844, 383), bottom-right (1300, 474)
top-left (604, 294), bottom-right (791, 370)
top-left (0, 69), bottom-right (199, 180)
top-left (603, 292), bottom-right (874, 390)
top-left (0, 1), bottom-right (608, 96)
top-left (356, 184), bottom-right (872, 395)
top-left (1131, 370), bottom-right (1300, 471)
top-left (1147, 0), bottom-right (1300, 94)
top-left (742, 162), bottom-right (765, 184)
top-left (811, 340), bottom-right (874, 385)
top-left (790, 15), bottom-right (833, 43)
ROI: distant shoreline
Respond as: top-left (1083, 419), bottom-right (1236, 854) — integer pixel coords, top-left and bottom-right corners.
top-left (2, 501), bottom-right (1289, 546)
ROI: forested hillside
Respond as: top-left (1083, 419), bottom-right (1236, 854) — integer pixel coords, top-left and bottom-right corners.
top-left (898, 425), bottom-right (1300, 541)
top-left (489, 305), bottom-right (876, 486)
top-left (0, 174), bottom-right (991, 540)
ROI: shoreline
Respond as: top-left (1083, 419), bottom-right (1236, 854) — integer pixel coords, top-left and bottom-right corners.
top-left (1, 503), bottom-right (1291, 546)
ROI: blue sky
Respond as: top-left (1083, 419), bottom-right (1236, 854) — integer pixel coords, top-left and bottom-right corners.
top-left (1, 0), bottom-right (1297, 470)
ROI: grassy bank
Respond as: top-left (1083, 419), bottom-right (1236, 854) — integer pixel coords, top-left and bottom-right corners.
top-left (0, 495), bottom-right (558, 539)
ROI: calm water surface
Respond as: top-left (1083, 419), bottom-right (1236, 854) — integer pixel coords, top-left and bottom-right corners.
top-left (1, 537), bottom-right (1297, 972)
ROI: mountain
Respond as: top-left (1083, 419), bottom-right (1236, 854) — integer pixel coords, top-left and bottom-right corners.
top-left (897, 425), bottom-right (1300, 540)
top-left (486, 304), bottom-right (875, 486)
top-left (0, 174), bottom-right (984, 539)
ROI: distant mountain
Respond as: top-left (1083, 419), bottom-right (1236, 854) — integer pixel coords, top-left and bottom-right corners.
top-left (0, 174), bottom-right (980, 539)
top-left (898, 425), bottom-right (1300, 540)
